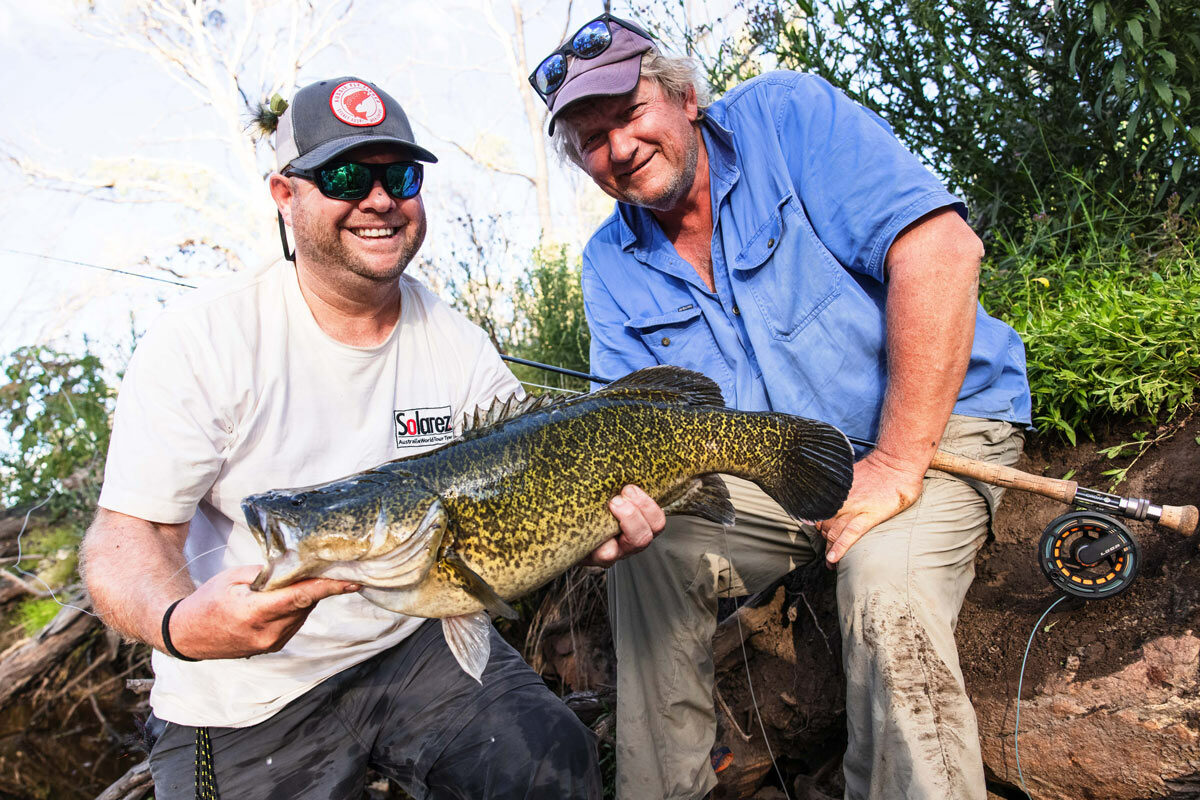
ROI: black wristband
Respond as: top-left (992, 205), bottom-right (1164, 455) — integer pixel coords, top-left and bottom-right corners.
top-left (161, 597), bottom-right (199, 662)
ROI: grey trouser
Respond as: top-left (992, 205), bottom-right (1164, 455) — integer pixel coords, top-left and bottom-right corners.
top-left (608, 415), bottom-right (1024, 800)
top-left (146, 620), bottom-right (601, 800)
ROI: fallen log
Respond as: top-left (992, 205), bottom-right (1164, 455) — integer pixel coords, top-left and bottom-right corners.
top-left (976, 631), bottom-right (1200, 799)
top-left (95, 759), bottom-right (152, 800)
top-left (0, 601), bottom-right (100, 708)
top-left (0, 505), bottom-right (59, 556)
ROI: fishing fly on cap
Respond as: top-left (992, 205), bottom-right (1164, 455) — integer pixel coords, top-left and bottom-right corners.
top-left (250, 93), bottom-right (289, 139)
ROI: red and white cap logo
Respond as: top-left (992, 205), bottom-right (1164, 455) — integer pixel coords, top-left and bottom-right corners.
top-left (329, 81), bottom-right (386, 127)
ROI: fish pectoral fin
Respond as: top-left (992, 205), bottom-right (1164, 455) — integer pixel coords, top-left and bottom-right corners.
top-left (661, 474), bottom-right (736, 526)
top-left (443, 550), bottom-right (519, 621)
top-left (442, 611), bottom-right (492, 684)
top-left (357, 586), bottom-right (411, 612)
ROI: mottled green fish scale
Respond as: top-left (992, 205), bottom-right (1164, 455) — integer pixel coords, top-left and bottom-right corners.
top-left (243, 367), bottom-right (854, 620)
top-left (418, 401), bottom-right (819, 607)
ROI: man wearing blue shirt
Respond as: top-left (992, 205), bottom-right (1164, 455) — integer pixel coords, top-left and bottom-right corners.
top-left (532, 14), bottom-right (1032, 800)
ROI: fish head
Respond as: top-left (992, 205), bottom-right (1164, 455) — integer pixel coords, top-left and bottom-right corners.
top-left (242, 470), bottom-right (447, 592)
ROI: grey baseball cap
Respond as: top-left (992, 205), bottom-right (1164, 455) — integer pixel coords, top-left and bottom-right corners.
top-left (546, 19), bottom-right (656, 135)
top-left (275, 77), bottom-right (437, 170)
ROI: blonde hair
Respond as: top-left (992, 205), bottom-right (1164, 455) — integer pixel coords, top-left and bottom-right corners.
top-left (552, 50), bottom-right (712, 167)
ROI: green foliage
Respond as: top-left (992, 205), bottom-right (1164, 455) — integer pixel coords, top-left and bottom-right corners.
top-left (16, 525), bottom-right (83, 589)
top-left (0, 346), bottom-right (114, 516)
top-left (705, 0), bottom-right (1200, 237)
top-left (21, 524), bottom-right (81, 555)
top-left (510, 247), bottom-right (592, 394)
top-left (13, 596), bottom-right (61, 637)
top-left (653, 0), bottom-right (1200, 440)
top-left (980, 203), bottom-right (1200, 444)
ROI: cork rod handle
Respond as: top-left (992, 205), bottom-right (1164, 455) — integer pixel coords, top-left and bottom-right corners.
top-left (1159, 504), bottom-right (1199, 537)
top-left (929, 451), bottom-right (1079, 504)
top-left (929, 451), bottom-right (1198, 537)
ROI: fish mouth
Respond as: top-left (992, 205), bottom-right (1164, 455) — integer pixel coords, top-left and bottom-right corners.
top-left (242, 501), bottom-right (311, 591)
top-left (251, 549), bottom-right (309, 591)
top-left (243, 502), bottom-right (281, 554)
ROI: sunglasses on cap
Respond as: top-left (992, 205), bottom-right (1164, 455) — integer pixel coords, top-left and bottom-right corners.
top-left (529, 13), bottom-right (654, 100)
top-left (284, 161), bottom-right (424, 202)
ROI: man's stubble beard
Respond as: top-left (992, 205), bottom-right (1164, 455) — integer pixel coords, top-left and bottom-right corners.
top-left (293, 208), bottom-right (427, 284)
top-left (623, 129), bottom-right (699, 213)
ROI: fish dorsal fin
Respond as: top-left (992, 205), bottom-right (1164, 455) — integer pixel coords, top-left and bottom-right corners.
top-left (597, 366), bottom-right (726, 407)
top-left (455, 392), bottom-right (560, 436)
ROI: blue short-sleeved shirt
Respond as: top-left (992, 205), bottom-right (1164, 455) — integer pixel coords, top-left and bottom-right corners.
top-left (581, 71), bottom-right (1031, 445)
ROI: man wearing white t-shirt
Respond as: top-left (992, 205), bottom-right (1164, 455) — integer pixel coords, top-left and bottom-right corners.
top-left (81, 76), bottom-right (665, 800)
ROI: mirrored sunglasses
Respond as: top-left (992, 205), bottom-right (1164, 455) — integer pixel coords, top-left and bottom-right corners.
top-left (285, 161), bottom-right (423, 202)
top-left (529, 13), bottom-right (654, 101)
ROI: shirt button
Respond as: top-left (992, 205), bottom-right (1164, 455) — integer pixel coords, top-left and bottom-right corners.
top-left (767, 238), bottom-right (775, 248)
top-left (661, 337), bottom-right (671, 346)
top-left (732, 305), bottom-right (740, 315)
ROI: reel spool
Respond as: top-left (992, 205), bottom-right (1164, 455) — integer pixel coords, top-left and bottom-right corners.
top-left (1038, 511), bottom-right (1140, 599)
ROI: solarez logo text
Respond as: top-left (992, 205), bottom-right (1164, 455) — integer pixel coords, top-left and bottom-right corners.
top-left (394, 406), bottom-right (454, 448)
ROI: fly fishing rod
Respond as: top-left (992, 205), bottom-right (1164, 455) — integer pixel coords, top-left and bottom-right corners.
top-left (502, 354), bottom-right (1199, 599)
top-left (926, 449), bottom-right (1196, 599)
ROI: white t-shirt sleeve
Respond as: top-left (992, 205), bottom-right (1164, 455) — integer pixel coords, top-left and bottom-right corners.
top-left (460, 326), bottom-right (523, 415)
top-left (99, 311), bottom-right (234, 524)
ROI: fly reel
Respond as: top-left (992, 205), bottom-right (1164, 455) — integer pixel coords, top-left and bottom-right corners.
top-left (1037, 510), bottom-right (1141, 599)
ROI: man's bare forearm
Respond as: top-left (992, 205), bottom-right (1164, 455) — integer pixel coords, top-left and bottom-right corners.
top-left (80, 508), bottom-right (194, 650)
top-left (817, 208), bottom-right (983, 563)
top-left (875, 207), bottom-right (983, 474)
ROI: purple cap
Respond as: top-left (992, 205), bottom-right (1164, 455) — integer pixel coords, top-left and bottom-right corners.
top-left (547, 23), bottom-right (656, 135)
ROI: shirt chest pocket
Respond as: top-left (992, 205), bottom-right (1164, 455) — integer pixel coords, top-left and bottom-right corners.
top-left (731, 196), bottom-right (842, 340)
top-left (624, 305), bottom-right (732, 386)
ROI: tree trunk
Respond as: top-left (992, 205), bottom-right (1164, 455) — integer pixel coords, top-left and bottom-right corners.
top-left (0, 603), bottom-right (99, 708)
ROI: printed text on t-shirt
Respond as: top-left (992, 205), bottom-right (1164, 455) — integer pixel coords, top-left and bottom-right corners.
top-left (394, 406), bottom-right (454, 448)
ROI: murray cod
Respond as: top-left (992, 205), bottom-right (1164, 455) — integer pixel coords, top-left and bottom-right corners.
top-left (242, 366), bottom-right (853, 681)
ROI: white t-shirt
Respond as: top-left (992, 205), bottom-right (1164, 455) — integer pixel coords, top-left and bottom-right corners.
top-left (98, 260), bottom-right (520, 727)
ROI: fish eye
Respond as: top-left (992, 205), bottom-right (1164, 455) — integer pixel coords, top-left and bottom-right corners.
top-left (290, 497), bottom-right (305, 507)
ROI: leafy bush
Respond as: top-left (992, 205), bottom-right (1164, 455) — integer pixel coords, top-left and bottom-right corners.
top-left (699, 0), bottom-right (1199, 238)
top-left (510, 246), bottom-right (592, 393)
top-left (980, 203), bottom-right (1200, 443)
top-left (0, 346), bottom-right (114, 517)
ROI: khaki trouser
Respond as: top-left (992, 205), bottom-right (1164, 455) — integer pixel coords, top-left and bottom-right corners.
top-left (607, 415), bottom-right (1025, 800)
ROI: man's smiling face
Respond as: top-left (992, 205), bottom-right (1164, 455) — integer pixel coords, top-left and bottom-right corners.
top-left (286, 143), bottom-right (427, 284)
top-left (562, 78), bottom-right (700, 213)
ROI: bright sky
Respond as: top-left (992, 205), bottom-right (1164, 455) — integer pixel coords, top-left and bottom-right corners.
top-left (0, 0), bottom-right (736, 367)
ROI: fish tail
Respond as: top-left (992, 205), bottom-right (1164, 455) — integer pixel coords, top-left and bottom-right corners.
top-left (735, 414), bottom-right (854, 522)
